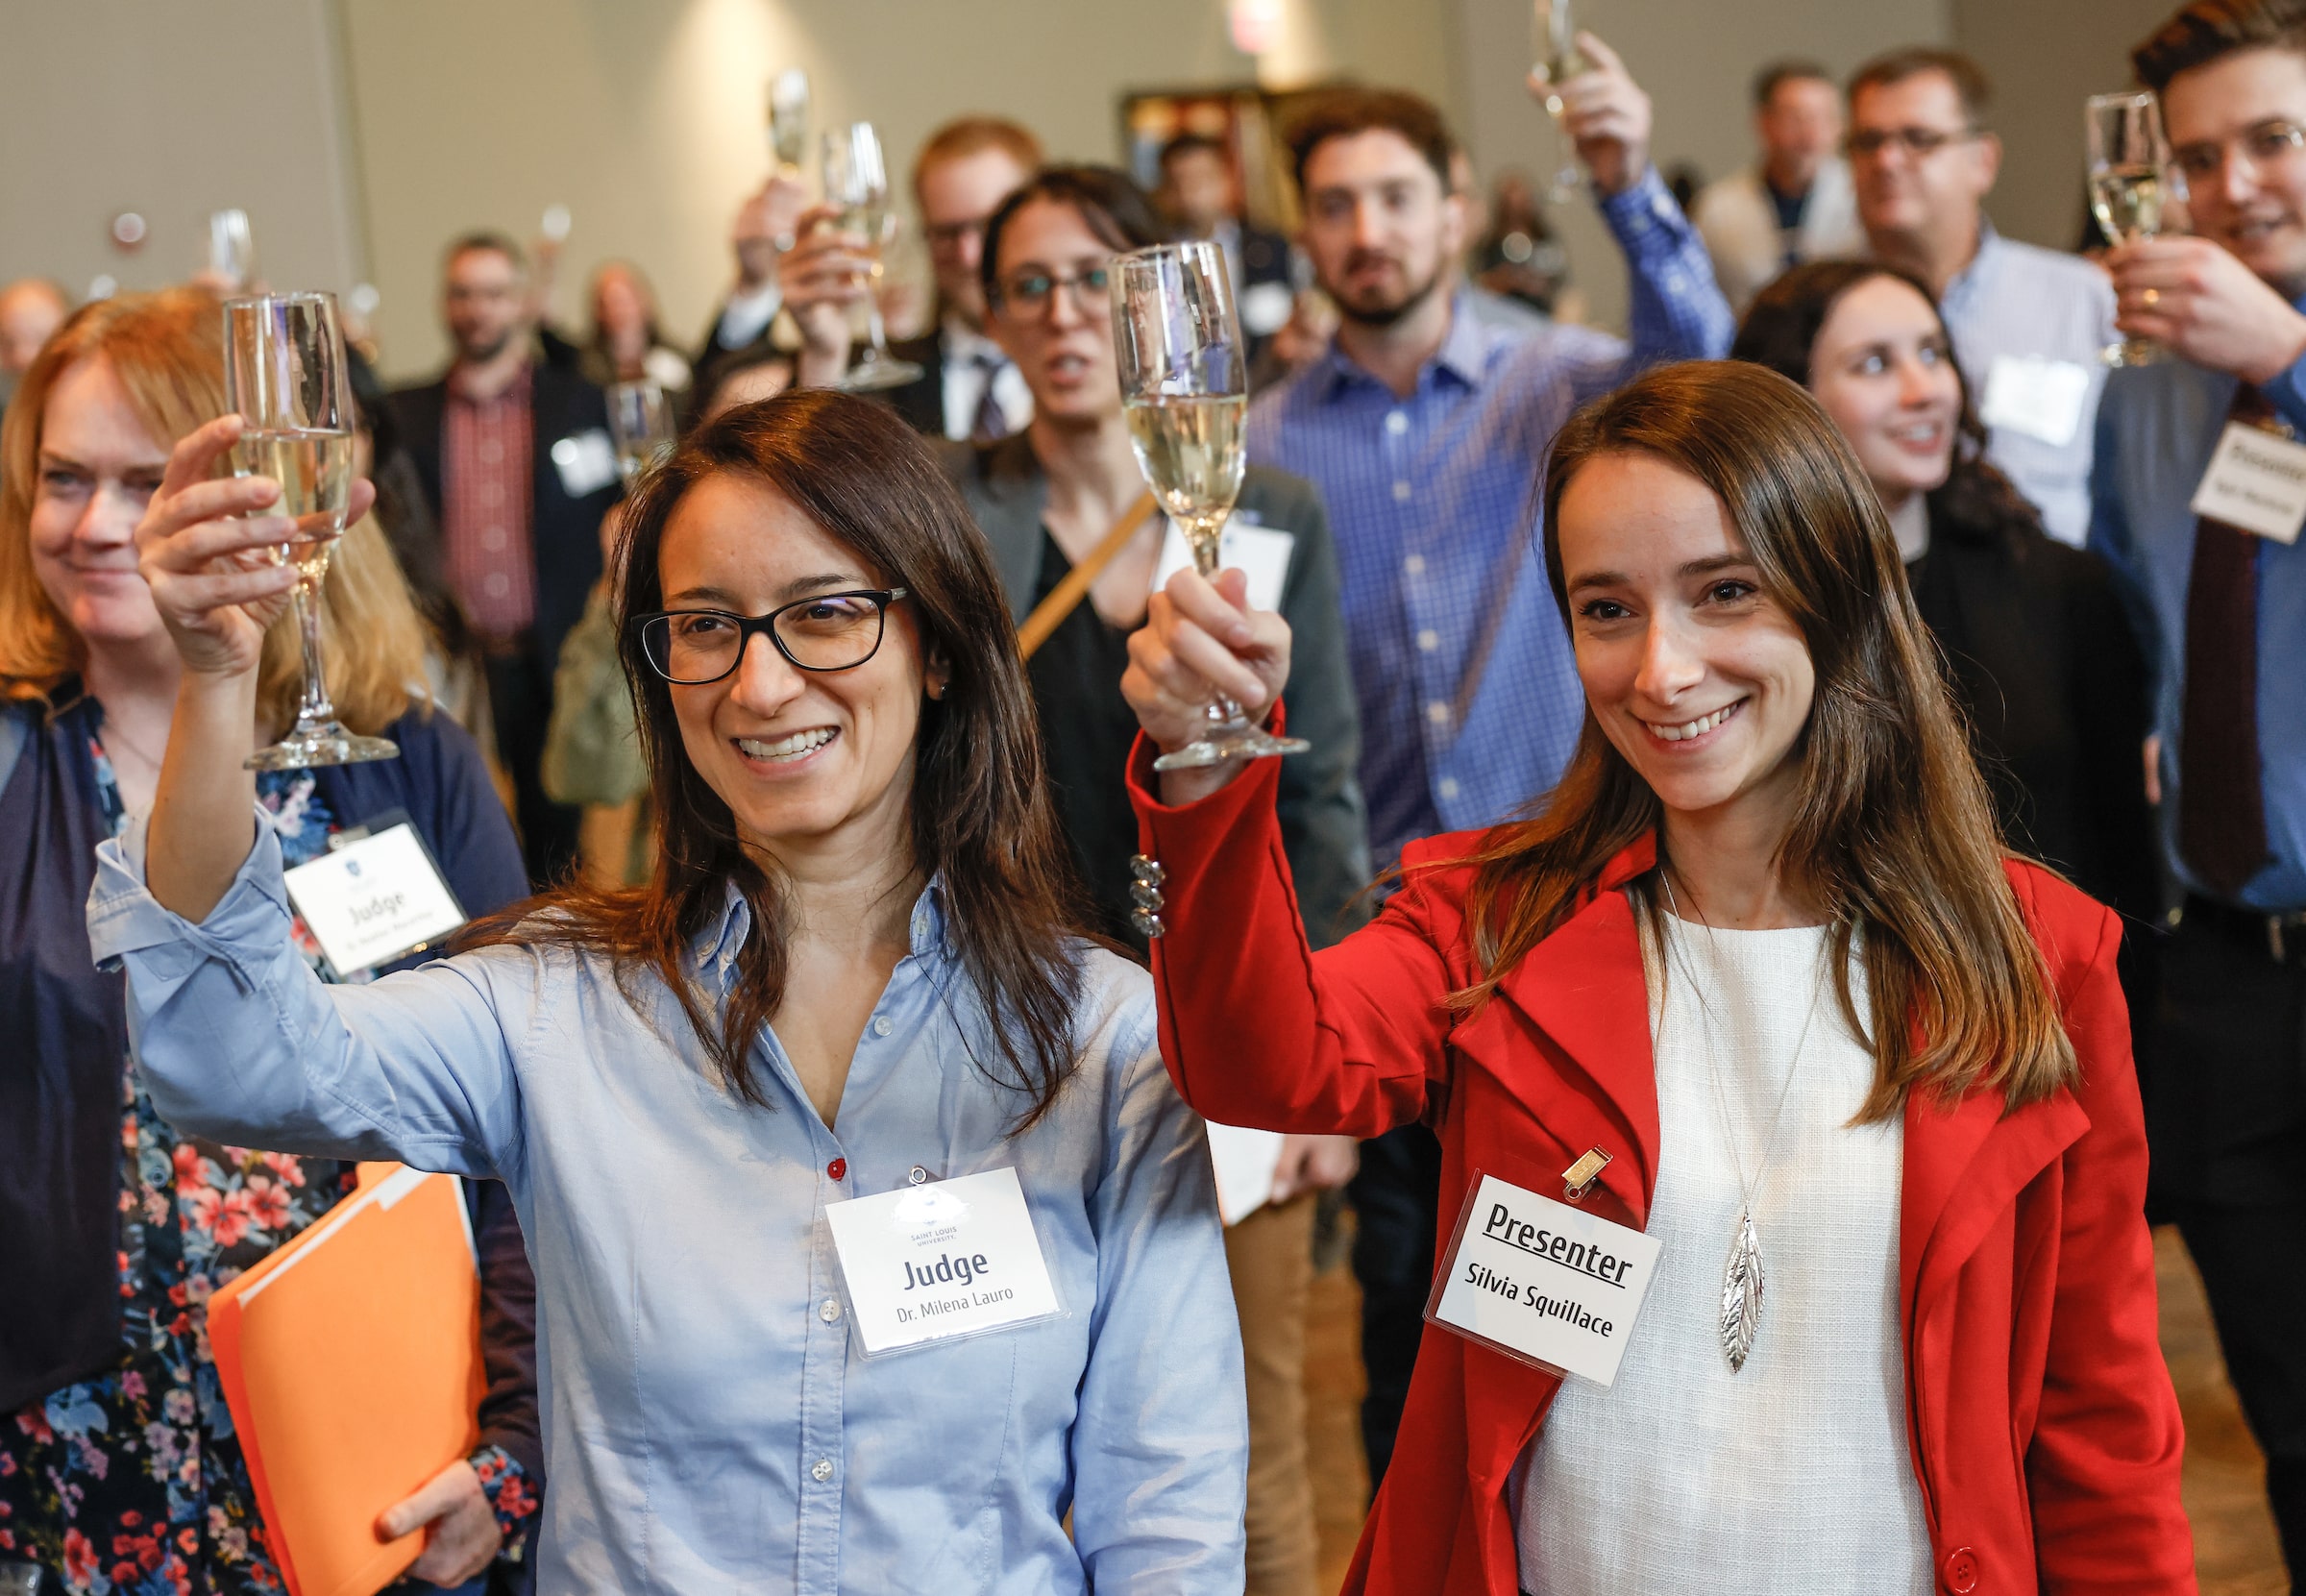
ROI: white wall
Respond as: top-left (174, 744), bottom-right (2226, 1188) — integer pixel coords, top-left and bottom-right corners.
top-left (1451, 0), bottom-right (1952, 332)
top-left (338, 0), bottom-right (1464, 381)
top-left (0, 0), bottom-right (363, 308)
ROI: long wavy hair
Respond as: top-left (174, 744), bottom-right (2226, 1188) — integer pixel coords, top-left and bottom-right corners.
top-left (0, 288), bottom-right (429, 734)
top-left (1730, 258), bottom-right (2048, 552)
top-left (1456, 361), bottom-right (2075, 1120)
top-left (469, 390), bottom-right (1093, 1127)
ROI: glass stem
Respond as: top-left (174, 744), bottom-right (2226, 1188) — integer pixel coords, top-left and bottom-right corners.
top-left (293, 582), bottom-right (335, 732)
top-left (1190, 523), bottom-right (1252, 733)
top-left (864, 262), bottom-right (893, 361)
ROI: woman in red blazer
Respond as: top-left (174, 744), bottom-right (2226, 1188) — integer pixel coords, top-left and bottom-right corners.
top-left (1119, 362), bottom-right (2192, 1595)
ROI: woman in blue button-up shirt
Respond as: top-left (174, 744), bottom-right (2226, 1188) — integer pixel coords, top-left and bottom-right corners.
top-left (92, 388), bottom-right (1247, 1593)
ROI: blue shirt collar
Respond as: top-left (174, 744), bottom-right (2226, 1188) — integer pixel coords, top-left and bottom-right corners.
top-left (1312, 289), bottom-right (1492, 401)
top-left (1937, 217), bottom-right (2003, 317)
top-left (693, 873), bottom-right (950, 980)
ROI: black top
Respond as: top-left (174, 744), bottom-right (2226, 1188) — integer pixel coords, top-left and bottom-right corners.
top-left (1026, 532), bottom-right (1164, 949)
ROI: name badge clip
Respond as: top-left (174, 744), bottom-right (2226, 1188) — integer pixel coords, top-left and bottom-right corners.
top-left (1560, 1146), bottom-right (1611, 1203)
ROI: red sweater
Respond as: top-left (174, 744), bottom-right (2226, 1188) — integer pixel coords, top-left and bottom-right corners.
top-left (1128, 737), bottom-right (2193, 1596)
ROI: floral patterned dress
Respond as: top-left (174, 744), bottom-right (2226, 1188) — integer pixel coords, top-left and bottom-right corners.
top-left (0, 743), bottom-right (535, 1596)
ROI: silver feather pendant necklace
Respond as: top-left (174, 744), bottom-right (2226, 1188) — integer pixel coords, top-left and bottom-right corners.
top-left (1657, 870), bottom-right (1828, 1374)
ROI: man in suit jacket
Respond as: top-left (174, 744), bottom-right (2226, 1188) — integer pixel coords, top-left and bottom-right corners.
top-left (1691, 61), bottom-right (1864, 314)
top-left (1158, 133), bottom-right (1298, 369)
top-left (390, 232), bottom-right (618, 886)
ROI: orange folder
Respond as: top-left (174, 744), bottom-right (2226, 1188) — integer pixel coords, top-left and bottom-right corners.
top-left (209, 1163), bottom-right (485, 1596)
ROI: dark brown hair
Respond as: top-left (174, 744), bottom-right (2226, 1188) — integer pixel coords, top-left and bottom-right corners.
top-left (467, 390), bottom-right (1093, 1128)
top-left (1453, 362), bottom-right (2075, 1121)
top-left (1283, 87), bottom-right (1457, 197)
top-left (981, 166), bottom-right (1171, 308)
top-left (1754, 59), bottom-right (1833, 109)
top-left (1849, 47), bottom-right (1994, 125)
top-left (1730, 259), bottom-right (2047, 552)
top-left (2135, 0), bottom-right (2306, 90)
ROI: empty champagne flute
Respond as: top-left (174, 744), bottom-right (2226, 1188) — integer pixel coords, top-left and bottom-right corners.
top-left (1534, 0), bottom-right (1591, 204)
top-left (2088, 90), bottom-right (2174, 367)
top-left (769, 68), bottom-right (811, 178)
top-left (208, 209), bottom-right (257, 292)
top-left (224, 292), bottom-right (397, 769)
top-left (1112, 242), bottom-right (1309, 770)
top-left (607, 380), bottom-right (675, 486)
top-left (822, 121), bottom-right (925, 393)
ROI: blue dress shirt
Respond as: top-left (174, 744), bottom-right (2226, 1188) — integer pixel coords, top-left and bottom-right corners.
top-left (1247, 165), bottom-right (1733, 870)
top-left (2089, 312), bottom-right (2306, 912)
top-left (1937, 223), bottom-right (2117, 549)
top-left (86, 815), bottom-right (1246, 1594)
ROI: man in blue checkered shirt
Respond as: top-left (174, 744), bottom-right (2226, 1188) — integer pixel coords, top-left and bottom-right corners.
top-left (1252, 45), bottom-right (1733, 880)
top-left (1248, 44), bottom-right (1731, 1492)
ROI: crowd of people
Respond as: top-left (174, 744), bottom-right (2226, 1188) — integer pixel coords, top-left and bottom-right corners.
top-left (3, 0), bottom-right (2303, 1591)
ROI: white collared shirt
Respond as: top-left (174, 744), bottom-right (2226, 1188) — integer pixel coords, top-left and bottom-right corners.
top-left (941, 320), bottom-right (1034, 441)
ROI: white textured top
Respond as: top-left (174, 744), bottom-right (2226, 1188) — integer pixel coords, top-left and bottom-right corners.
top-left (1515, 916), bottom-right (1930, 1596)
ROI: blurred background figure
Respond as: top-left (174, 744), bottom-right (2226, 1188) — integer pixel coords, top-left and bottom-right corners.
top-left (1157, 131), bottom-right (1298, 364)
top-left (1468, 168), bottom-right (1570, 318)
top-left (571, 260), bottom-right (692, 400)
top-left (1692, 61), bottom-right (1863, 313)
top-left (0, 278), bottom-right (70, 418)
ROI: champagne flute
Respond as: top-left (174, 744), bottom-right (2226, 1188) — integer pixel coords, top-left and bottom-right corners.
top-left (822, 122), bottom-right (926, 392)
top-left (224, 292), bottom-right (397, 770)
top-left (208, 209), bottom-right (257, 292)
top-left (2088, 90), bottom-right (2173, 367)
top-left (1113, 242), bottom-right (1310, 771)
top-left (1533, 0), bottom-right (1591, 204)
top-left (769, 69), bottom-right (811, 178)
top-left (606, 381), bottom-right (675, 486)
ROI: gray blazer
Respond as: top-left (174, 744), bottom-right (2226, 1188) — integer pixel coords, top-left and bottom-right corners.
top-left (943, 434), bottom-right (1372, 948)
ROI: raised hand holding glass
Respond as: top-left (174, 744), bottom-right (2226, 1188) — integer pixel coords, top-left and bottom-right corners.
top-left (821, 122), bottom-right (925, 393)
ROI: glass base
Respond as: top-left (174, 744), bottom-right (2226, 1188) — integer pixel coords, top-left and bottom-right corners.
top-left (2103, 336), bottom-right (2162, 368)
top-left (1151, 727), bottom-right (1312, 771)
top-left (838, 356), bottom-right (927, 393)
top-left (245, 724), bottom-right (401, 771)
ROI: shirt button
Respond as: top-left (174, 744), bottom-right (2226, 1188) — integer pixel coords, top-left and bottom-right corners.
top-left (1385, 410), bottom-right (1408, 435)
top-left (1391, 480), bottom-right (1411, 502)
top-left (481, 528), bottom-right (506, 552)
top-left (1438, 776), bottom-right (1460, 801)
top-left (819, 1297), bottom-right (843, 1323)
top-left (1403, 553), bottom-right (1425, 577)
top-left (483, 574), bottom-right (510, 599)
top-left (871, 1016), bottom-right (892, 1037)
top-left (810, 1458), bottom-right (834, 1483)
top-left (1940, 1545), bottom-right (1978, 1594)
top-left (1426, 700), bottom-right (1451, 725)
top-left (825, 1157), bottom-right (846, 1181)
top-left (1416, 628), bottom-right (1439, 651)
top-left (908, 1166), bottom-right (929, 1186)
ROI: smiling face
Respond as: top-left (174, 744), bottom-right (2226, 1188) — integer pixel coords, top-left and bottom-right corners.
top-left (657, 473), bottom-right (944, 865)
top-left (1805, 273), bottom-right (1960, 505)
top-left (1849, 70), bottom-right (1999, 250)
top-left (2162, 45), bottom-right (2306, 297)
top-left (28, 356), bottom-right (170, 649)
top-left (1557, 452), bottom-right (1817, 833)
top-left (987, 197), bottom-right (1122, 427)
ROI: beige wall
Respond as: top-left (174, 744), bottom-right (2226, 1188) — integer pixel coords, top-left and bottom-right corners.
top-left (0, 0), bottom-right (362, 308)
top-left (339, 0), bottom-right (1462, 381)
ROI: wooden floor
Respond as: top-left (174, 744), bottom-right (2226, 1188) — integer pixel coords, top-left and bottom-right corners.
top-left (1298, 1223), bottom-right (2288, 1593)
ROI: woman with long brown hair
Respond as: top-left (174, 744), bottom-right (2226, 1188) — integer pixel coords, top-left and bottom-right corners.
top-left (94, 387), bottom-right (1245, 1591)
top-left (0, 288), bottom-right (542, 1593)
top-left (1118, 360), bottom-right (2190, 1593)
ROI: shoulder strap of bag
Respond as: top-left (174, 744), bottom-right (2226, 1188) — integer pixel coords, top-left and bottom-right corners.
top-left (1016, 491), bottom-right (1162, 662)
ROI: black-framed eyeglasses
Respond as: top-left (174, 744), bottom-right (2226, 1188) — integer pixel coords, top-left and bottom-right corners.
top-left (633, 588), bottom-right (909, 684)
top-left (991, 264), bottom-right (1114, 317)
top-left (1846, 125), bottom-right (1981, 160)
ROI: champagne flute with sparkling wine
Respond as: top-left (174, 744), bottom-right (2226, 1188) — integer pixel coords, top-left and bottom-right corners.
top-left (1113, 242), bottom-right (1310, 770)
top-left (768, 68), bottom-right (811, 178)
top-left (821, 121), bottom-right (925, 392)
top-left (1533, 0), bottom-right (1591, 204)
top-left (2088, 90), bottom-right (2174, 367)
top-left (606, 380), bottom-right (675, 487)
top-left (224, 292), bottom-right (397, 769)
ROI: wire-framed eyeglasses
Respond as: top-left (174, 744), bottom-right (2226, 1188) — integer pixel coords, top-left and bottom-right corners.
top-left (633, 588), bottom-right (910, 684)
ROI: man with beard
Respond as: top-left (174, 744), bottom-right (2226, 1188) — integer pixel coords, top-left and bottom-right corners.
top-left (392, 233), bottom-right (620, 885)
top-left (1247, 54), bottom-right (1730, 1490)
top-left (2094, 0), bottom-right (2306, 1574)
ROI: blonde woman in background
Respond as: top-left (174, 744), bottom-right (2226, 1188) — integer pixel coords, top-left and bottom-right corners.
top-left (0, 288), bottom-right (545, 1596)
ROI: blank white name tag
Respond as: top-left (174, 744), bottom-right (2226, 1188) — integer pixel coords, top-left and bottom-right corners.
top-left (550, 428), bottom-right (619, 498)
top-left (823, 1166), bottom-right (1062, 1356)
top-left (1980, 355), bottom-right (2092, 448)
top-left (1205, 1122), bottom-right (1286, 1226)
top-left (1425, 1172), bottom-right (1661, 1387)
top-left (2190, 421), bottom-right (2306, 544)
top-left (281, 823), bottom-right (467, 977)
top-left (1154, 519), bottom-right (1295, 613)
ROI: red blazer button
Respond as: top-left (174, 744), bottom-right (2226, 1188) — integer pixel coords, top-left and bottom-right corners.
top-left (1941, 1546), bottom-right (1979, 1593)
top-left (826, 1158), bottom-right (847, 1182)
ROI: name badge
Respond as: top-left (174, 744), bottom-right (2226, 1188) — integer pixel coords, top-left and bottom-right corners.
top-left (1424, 1171), bottom-right (1661, 1387)
top-left (2189, 420), bottom-right (2306, 544)
top-left (281, 823), bottom-right (467, 978)
top-left (822, 1166), bottom-right (1063, 1357)
top-left (550, 428), bottom-right (620, 498)
top-left (1154, 518), bottom-right (1295, 612)
top-left (1239, 280), bottom-right (1296, 338)
top-left (1979, 355), bottom-right (2092, 448)
top-left (1205, 1121), bottom-right (1286, 1226)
